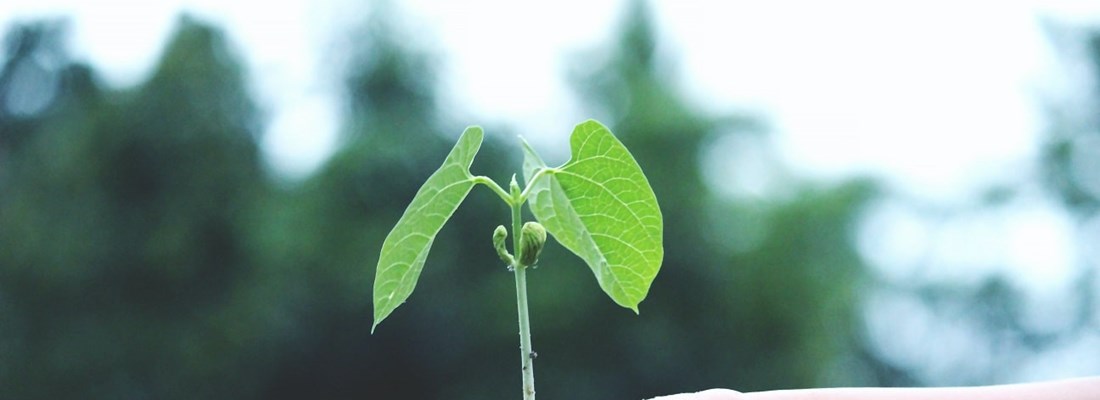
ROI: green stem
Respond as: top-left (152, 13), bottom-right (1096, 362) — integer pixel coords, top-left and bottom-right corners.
top-left (517, 167), bottom-right (555, 203)
top-left (511, 190), bottom-right (536, 400)
top-left (473, 176), bottom-right (511, 204)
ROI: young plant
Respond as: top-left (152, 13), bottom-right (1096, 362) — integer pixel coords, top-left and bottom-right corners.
top-left (371, 120), bottom-right (663, 399)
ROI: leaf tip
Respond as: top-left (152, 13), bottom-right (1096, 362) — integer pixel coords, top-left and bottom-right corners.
top-left (519, 135), bottom-right (536, 152)
top-left (576, 118), bottom-right (607, 130)
top-left (371, 314), bottom-right (383, 334)
top-left (461, 125), bottom-right (485, 143)
top-left (371, 312), bottom-right (383, 333)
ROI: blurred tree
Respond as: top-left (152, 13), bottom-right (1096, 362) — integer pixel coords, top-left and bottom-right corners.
top-left (254, 9), bottom-right (521, 399)
top-left (262, 2), bottom-right (876, 398)
top-left (851, 22), bottom-right (1100, 388)
top-left (0, 16), bottom-right (285, 399)
top-left (1028, 24), bottom-right (1100, 360)
top-left (537, 1), bottom-right (875, 396)
top-left (0, 21), bottom-right (97, 172)
top-left (0, 2), bottom-right (881, 399)
top-left (1044, 31), bottom-right (1100, 215)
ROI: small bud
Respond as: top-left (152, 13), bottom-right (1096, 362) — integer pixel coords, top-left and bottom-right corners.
top-left (518, 222), bottom-right (547, 267)
top-left (509, 174), bottom-right (521, 197)
top-left (493, 225), bottom-right (514, 266)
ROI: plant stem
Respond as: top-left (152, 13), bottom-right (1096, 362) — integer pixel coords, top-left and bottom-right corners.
top-left (514, 260), bottom-right (536, 399)
top-left (511, 194), bottom-right (536, 400)
top-left (473, 176), bottom-right (512, 204)
top-left (516, 167), bottom-right (555, 203)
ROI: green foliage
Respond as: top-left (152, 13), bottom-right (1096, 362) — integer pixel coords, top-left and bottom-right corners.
top-left (523, 120), bottom-right (663, 312)
top-left (372, 120), bottom-right (664, 327)
top-left (368, 118), bottom-right (664, 400)
top-left (372, 126), bottom-right (484, 330)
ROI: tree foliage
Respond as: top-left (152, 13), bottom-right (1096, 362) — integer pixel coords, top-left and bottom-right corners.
top-left (0, 3), bottom-right (919, 399)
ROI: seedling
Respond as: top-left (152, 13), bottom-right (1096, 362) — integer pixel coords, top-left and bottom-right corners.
top-left (371, 120), bottom-right (663, 399)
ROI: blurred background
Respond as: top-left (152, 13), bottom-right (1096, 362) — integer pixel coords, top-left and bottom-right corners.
top-left (2, 0), bottom-right (1099, 398)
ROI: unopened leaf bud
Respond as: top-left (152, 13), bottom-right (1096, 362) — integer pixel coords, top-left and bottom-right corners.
top-left (519, 222), bottom-right (547, 267)
top-left (492, 225), bottom-right (513, 266)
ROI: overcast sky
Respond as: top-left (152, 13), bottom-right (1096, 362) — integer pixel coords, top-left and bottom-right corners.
top-left (3, 0), bottom-right (1097, 188)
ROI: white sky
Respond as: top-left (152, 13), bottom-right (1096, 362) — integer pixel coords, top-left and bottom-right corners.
top-left (0, 0), bottom-right (1095, 186)
top-left (3, 0), bottom-right (1095, 189)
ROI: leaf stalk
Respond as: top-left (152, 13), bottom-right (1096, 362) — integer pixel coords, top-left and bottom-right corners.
top-left (517, 167), bottom-right (556, 203)
top-left (473, 176), bottom-right (513, 205)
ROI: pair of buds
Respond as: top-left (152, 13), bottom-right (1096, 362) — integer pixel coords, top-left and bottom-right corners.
top-left (493, 222), bottom-right (546, 268)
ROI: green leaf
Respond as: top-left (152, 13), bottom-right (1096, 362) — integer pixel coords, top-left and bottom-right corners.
top-left (372, 126), bottom-right (484, 331)
top-left (523, 120), bottom-right (663, 312)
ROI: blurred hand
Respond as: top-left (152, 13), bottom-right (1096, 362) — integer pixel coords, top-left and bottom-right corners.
top-left (649, 389), bottom-right (743, 400)
top-left (648, 377), bottom-right (1100, 400)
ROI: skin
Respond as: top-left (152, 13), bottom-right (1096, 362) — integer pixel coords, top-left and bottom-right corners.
top-left (649, 377), bottom-right (1100, 400)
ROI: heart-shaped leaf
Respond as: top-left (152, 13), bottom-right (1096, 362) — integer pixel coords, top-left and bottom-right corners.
top-left (523, 120), bottom-right (663, 312)
top-left (372, 126), bottom-right (483, 331)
